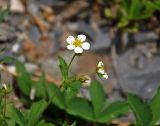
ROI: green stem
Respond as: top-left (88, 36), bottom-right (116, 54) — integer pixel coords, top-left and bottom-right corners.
top-left (3, 90), bottom-right (6, 119)
top-left (68, 53), bottom-right (76, 70)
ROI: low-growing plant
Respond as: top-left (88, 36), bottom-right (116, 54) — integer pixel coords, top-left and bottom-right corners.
top-left (1, 34), bottom-right (160, 126)
top-left (0, 8), bottom-right (8, 23)
top-left (13, 35), bottom-right (129, 125)
top-left (104, 0), bottom-right (160, 32)
top-left (127, 87), bottom-right (160, 126)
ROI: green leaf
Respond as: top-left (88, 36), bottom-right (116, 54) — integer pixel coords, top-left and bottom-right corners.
top-left (0, 56), bottom-right (16, 64)
top-left (68, 80), bottom-right (81, 93)
top-left (64, 88), bottom-right (75, 106)
top-left (64, 80), bottom-right (81, 105)
top-left (16, 61), bottom-right (32, 96)
top-left (35, 74), bottom-right (47, 99)
top-left (128, 94), bottom-right (152, 126)
top-left (0, 91), bottom-right (2, 108)
top-left (122, 0), bottom-right (130, 11)
top-left (27, 100), bottom-right (47, 126)
top-left (89, 81), bottom-right (106, 116)
top-left (46, 84), bottom-right (65, 109)
top-left (58, 56), bottom-right (68, 80)
top-left (150, 87), bottom-right (160, 125)
top-left (0, 9), bottom-right (8, 23)
top-left (98, 101), bottom-right (129, 123)
top-left (11, 107), bottom-right (27, 126)
top-left (67, 98), bottom-right (95, 121)
top-left (0, 119), bottom-right (8, 126)
top-left (36, 120), bottom-right (55, 126)
top-left (129, 0), bottom-right (141, 19)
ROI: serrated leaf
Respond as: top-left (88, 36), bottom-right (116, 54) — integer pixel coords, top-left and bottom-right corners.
top-left (68, 80), bottom-right (81, 93)
top-left (150, 87), bottom-right (160, 125)
top-left (64, 88), bottom-right (75, 106)
top-left (89, 81), bottom-right (106, 116)
top-left (67, 98), bottom-right (95, 121)
top-left (46, 84), bottom-right (65, 109)
top-left (58, 56), bottom-right (68, 80)
top-left (98, 101), bottom-right (129, 123)
top-left (128, 94), bottom-right (152, 126)
top-left (11, 107), bottom-right (27, 126)
top-left (16, 61), bottom-right (32, 96)
top-left (27, 100), bottom-right (47, 126)
top-left (64, 80), bottom-right (81, 105)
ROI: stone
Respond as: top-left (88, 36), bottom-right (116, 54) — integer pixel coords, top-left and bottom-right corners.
top-left (10, 0), bottom-right (25, 13)
top-left (90, 32), bottom-right (112, 52)
top-left (28, 25), bottom-right (41, 44)
top-left (134, 31), bottom-right (158, 43)
top-left (25, 63), bottom-right (38, 73)
top-left (115, 48), bottom-right (160, 99)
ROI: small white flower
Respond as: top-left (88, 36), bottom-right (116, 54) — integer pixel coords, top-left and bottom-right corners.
top-left (97, 61), bottom-right (108, 79)
top-left (81, 75), bottom-right (91, 87)
top-left (66, 34), bottom-right (90, 54)
top-left (97, 61), bottom-right (104, 67)
top-left (30, 88), bottom-right (36, 100)
top-left (2, 83), bottom-right (7, 90)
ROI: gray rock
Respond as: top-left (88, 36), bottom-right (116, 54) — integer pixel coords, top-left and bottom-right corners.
top-left (25, 63), bottom-right (38, 73)
top-left (28, 25), bottom-right (41, 44)
top-left (90, 33), bottom-right (112, 52)
top-left (66, 21), bottom-right (96, 38)
top-left (115, 48), bottom-right (160, 99)
top-left (0, 24), bottom-right (16, 43)
top-left (134, 31), bottom-right (158, 43)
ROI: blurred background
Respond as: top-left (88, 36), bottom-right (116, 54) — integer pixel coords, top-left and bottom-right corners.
top-left (0, 0), bottom-right (160, 105)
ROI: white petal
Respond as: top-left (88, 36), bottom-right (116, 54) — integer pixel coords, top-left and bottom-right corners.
top-left (78, 34), bottom-right (86, 42)
top-left (66, 36), bottom-right (75, 44)
top-left (2, 83), bottom-right (7, 90)
top-left (98, 69), bottom-right (105, 74)
top-left (74, 47), bottom-right (83, 54)
top-left (67, 44), bottom-right (75, 50)
top-left (97, 61), bottom-right (104, 67)
top-left (82, 42), bottom-right (90, 50)
top-left (102, 73), bottom-right (108, 79)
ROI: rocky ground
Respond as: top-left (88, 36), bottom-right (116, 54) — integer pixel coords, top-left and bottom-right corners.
top-left (0, 0), bottom-right (160, 112)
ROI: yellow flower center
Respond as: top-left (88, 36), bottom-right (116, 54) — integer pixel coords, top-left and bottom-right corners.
top-left (73, 39), bottom-right (82, 47)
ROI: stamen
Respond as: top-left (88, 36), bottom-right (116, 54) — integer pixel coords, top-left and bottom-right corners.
top-left (73, 39), bottom-right (82, 47)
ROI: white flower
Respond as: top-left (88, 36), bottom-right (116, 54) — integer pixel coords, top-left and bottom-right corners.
top-left (81, 75), bottom-right (91, 87)
top-left (30, 88), bottom-right (36, 100)
top-left (66, 34), bottom-right (90, 54)
top-left (97, 61), bottom-right (108, 79)
top-left (2, 83), bottom-right (7, 90)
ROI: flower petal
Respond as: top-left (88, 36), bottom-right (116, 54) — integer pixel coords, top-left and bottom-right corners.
top-left (82, 42), bottom-right (90, 50)
top-left (98, 69), bottom-right (105, 74)
top-left (102, 73), bottom-right (108, 79)
top-left (78, 34), bottom-right (86, 42)
top-left (74, 47), bottom-right (83, 53)
top-left (67, 44), bottom-right (75, 50)
top-left (66, 36), bottom-right (75, 44)
top-left (97, 61), bottom-right (104, 67)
